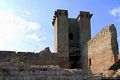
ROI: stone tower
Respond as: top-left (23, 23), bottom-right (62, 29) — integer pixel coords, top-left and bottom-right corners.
top-left (52, 9), bottom-right (92, 69)
top-left (77, 11), bottom-right (93, 46)
top-left (52, 10), bottom-right (69, 58)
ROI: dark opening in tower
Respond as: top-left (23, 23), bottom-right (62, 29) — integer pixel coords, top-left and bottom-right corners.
top-left (69, 33), bottom-right (73, 40)
top-left (69, 56), bottom-right (80, 69)
top-left (89, 58), bottom-right (91, 66)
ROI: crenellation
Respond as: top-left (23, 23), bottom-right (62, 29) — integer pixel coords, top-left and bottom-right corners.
top-left (52, 10), bottom-right (68, 26)
top-left (77, 11), bottom-right (93, 21)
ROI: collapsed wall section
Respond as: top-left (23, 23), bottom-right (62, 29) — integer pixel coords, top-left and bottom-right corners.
top-left (82, 24), bottom-right (119, 74)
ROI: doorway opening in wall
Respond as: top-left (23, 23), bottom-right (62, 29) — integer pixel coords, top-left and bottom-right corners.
top-left (69, 56), bottom-right (80, 69)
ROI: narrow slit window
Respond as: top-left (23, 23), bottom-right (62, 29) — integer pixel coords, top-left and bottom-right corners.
top-left (89, 58), bottom-right (91, 66)
top-left (69, 33), bottom-right (73, 40)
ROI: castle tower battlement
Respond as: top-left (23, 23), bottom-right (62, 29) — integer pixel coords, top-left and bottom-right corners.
top-left (77, 11), bottom-right (93, 20)
top-left (52, 9), bottom-right (93, 69)
top-left (52, 10), bottom-right (68, 26)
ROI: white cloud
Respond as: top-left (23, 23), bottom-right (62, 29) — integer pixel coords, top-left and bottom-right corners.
top-left (109, 7), bottom-right (120, 17)
top-left (39, 36), bottom-right (47, 41)
top-left (0, 11), bottom-right (26, 49)
top-left (27, 34), bottom-right (40, 41)
top-left (0, 10), bottom-right (41, 49)
top-left (27, 33), bottom-right (47, 41)
top-left (28, 22), bottom-right (40, 30)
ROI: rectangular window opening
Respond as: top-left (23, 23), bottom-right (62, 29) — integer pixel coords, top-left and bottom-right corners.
top-left (89, 58), bottom-right (91, 66)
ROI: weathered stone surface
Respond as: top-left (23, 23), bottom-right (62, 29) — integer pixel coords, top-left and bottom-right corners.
top-left (82, 24), bottom-right (119, 74)
top-left (0, 62), bottom-right (87, 80)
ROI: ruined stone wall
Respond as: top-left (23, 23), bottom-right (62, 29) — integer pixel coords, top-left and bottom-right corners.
top-left (0, 62), bottom-right (94, 80)
top-left (0, 48), bottom-right (51, 65)
top-left (0, 47), bottom-right (69, 68)
top-left (0, 48), bottom-right (50, 65)
top-left (82, 24), bottom-right (119, 74)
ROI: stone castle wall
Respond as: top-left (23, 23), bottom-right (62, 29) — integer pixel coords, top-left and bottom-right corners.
top-left (0, 48), bottom-right (51, 65)
top-left (82, 24), bottom-right (119, 74)
top-left (0, 24), bottom-right (119, 74)
top-left (0, 47), bottom-right (69, 68)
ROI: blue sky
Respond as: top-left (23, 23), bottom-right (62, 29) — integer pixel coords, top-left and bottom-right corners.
top-left (0, 0), bottom-right (120, 52)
